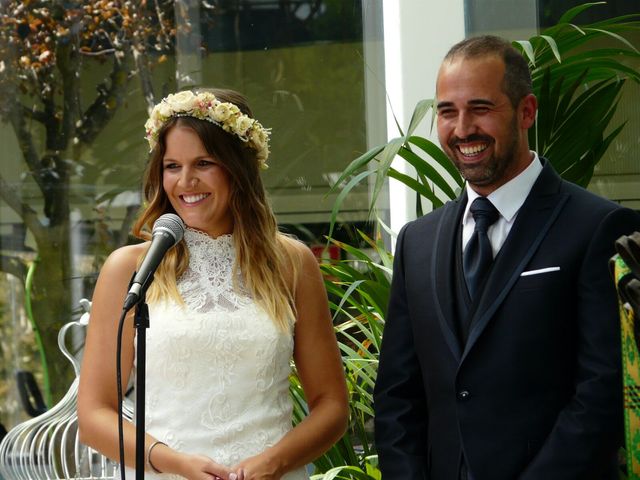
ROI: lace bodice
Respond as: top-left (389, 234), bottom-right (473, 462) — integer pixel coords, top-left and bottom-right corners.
top-left (178, 230), bottom-right (252, 313)
top-left (129, 229), bottom-right (307, 480)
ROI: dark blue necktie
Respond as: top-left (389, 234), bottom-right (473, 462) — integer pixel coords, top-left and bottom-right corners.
top-left (464, 197), bottom-right (500, 299)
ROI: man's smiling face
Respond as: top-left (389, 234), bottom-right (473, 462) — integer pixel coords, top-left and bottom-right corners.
top-left (436, 55), bottom-right (534, 195)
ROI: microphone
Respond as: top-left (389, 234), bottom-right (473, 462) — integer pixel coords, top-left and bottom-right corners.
top-left (123, 213), bottom-right (185, 311)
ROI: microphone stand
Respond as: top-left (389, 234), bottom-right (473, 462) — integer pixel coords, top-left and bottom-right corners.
top-left (134, 293), bottom-right (150, 480)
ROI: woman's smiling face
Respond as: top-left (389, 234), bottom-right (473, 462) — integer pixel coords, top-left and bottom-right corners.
top-left (162, 125), bottom-right (234, 237)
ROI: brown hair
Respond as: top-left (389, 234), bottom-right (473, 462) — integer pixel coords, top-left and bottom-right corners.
top-left (444, 35), bottom-right (533, 107)
top-left (132, 88), bottom-right (297, 331)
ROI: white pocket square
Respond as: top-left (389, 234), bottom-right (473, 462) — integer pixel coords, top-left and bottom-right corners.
top-left (521, 266), bottom-right (561, 277)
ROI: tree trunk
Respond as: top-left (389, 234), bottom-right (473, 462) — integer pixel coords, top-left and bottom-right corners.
top-left (29, 216), bottom-right (75, 404)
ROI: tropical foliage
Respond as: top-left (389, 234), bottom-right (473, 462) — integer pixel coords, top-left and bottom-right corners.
top-left (304, 3), bottom-right (640, 478)
top-left (291, 229), bottom-right (391, 479)
top-left (517, 2), bottom-right (640, 186)
top-left (330, 2), bottom-right (640, 224)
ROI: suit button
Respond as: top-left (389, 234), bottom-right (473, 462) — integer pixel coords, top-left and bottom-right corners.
top-left (458, 390), bottom-right (470, 400)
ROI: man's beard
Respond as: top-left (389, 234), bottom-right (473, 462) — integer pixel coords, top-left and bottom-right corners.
top-left (446, 117), bottom-right (519, 188)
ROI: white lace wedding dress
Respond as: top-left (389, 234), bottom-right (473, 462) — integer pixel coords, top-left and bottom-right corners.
top-left (124, 228), bottom-right (309, 480)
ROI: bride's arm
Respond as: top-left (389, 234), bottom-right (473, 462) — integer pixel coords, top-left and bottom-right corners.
top-left (77, 245), bottom-right (233, 480)
top-left (233, 240), bottom-right (349, 479)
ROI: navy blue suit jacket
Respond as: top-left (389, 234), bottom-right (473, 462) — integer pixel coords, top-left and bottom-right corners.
top-left (374, 160), bottom-right (640, 479)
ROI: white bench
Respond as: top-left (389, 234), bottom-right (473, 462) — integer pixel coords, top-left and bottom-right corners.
top-left (0, 299), bottom-right (133, 480)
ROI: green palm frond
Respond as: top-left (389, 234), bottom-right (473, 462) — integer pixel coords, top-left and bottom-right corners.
top-left (290, 229), bottom-right (387, 475)
top-left (327, 2), bottom-right (639, 236)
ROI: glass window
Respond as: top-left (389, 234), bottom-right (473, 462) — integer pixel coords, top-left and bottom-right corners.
top-left (0, 0), bottom-right (384, 427)
top-left (464, 0), bottom-right (640, 210)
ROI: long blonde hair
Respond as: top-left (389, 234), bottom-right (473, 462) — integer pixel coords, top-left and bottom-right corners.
top-left (132, 89), bottom-right (297, 331)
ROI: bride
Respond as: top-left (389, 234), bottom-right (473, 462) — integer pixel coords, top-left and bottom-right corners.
top-left (77, 89), bottom-right (348, 480)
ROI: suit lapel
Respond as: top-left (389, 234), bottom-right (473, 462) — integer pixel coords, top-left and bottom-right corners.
top-left (462, 162), bottom-right (569, 362)
top-left (432, 194), bottom-right (467, 362)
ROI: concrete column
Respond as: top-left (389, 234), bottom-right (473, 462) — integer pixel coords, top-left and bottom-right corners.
top-left (383, 0), bottom-right (466, 236)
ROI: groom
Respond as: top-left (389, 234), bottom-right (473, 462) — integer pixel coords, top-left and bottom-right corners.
top-left (373, 35), bottom-right (640, 480)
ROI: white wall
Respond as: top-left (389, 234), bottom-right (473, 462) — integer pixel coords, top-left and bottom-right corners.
top-left (383, 0), bottom-right (466, 236)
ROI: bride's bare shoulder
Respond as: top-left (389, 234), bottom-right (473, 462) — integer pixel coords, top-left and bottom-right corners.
top-left (99, 242), bottom-right (149, 280)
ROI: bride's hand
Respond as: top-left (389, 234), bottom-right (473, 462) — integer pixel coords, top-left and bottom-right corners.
top-left (178, 453), bottom-right (236, 480)
top-left (232, 451), bottom-right (282, 480)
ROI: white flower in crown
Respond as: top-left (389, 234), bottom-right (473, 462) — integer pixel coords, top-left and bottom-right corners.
top-left (250, 129), bottom-right (268, 152)
top-left (144, 90), bottom-right (270, 168)
top-left (156, 102), bottom-right (173, 118)
top-left (169, 90), bottom-right (197, 110)
top-left (235, 116), bottom-right (254, 138)
top-left (213, 103), bottom-right (232, 122)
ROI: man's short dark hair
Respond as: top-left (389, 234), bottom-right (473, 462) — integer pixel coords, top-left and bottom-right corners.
top-left (443, 35), bottom-right (533, 107)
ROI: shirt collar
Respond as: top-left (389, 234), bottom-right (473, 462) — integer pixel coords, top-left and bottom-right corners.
top-left (464, 151), bottom-right (543, 224)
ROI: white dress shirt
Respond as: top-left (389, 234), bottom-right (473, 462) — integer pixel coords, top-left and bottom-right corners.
top-left (462, 151), bottom-right (543, 257)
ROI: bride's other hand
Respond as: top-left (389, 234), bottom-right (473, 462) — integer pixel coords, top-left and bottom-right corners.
top-left (232, 451), bottom-right (280, 480)
top-left (177, 452), bottom-right (234, 480)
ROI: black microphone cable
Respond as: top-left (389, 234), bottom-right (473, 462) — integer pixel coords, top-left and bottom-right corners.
top-left (116, 305), bottom-right (128, 480)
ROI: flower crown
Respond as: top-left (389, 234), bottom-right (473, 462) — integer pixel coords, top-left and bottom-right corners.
top-left (144, 90), bottom-right (271, 168)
